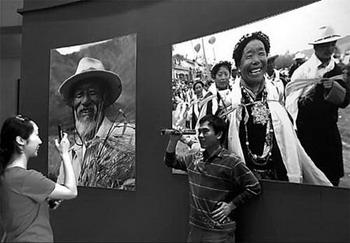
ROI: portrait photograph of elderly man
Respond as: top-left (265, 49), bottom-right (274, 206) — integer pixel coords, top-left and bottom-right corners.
top-left (48, 34), bottom-right (136, 190)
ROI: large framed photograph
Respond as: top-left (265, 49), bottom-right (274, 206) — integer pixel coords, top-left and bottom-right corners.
top-left (48, 33), bottom-right (136, 190)
top-left (171, 0), bottom-right (350, 187)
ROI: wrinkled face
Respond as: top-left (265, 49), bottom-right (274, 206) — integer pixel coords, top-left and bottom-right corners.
top-left (239, 39), bottom-right (267, 86)
top-left (214, 66), bottom-right (230, 90)
top-left (194, 83), bottom-right (204, 97)
top-left (197, 121), bottom-right (221, 150)
top-left (23, 122), bottom-right (42, 158)
top-left (72, 81), bottom-right (103, 122)
top-left (314, 41), bottom-right (336, 63)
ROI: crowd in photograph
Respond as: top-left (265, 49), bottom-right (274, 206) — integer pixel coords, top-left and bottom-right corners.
top-left (164, 25), bottom-right (350, 242)
top-left (171, 26), bottom-right (350, 187)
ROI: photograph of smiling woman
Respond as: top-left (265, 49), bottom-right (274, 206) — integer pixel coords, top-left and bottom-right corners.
top-left (170, 0), bottom-right (350, 187)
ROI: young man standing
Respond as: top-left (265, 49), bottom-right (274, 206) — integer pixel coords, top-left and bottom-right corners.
top-left (164, 114), bottom-right (261, 243)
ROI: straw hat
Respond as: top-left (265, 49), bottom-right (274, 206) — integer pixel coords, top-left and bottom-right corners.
top-left (58, 57), bottom-right (122, 107)
top-left (309, 26), bottom-right (342, 45)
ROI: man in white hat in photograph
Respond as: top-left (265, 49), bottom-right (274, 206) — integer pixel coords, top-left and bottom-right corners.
top-left (285, 25), bottom-right (350, 186)
top-left (56, 57), bottom-right (136, 190)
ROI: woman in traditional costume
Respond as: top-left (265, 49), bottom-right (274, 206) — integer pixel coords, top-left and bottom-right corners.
top-left (227, 31), bottom-right (331, 186)
top-left (189, 80), bottom-right (206, 129)
top-left (195, 61), bottom-right (233, 126)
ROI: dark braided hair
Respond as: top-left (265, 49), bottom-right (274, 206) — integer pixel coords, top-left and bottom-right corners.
top-left (210, 61), bottom-right (232, 79)
top-left (232, 31), bottom-right (270, 67)
top-left (0, 115), bottom-right (34, 175)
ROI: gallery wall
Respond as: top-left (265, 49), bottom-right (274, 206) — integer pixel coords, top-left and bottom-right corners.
top-left (17, 0), bottom-right (350, 242)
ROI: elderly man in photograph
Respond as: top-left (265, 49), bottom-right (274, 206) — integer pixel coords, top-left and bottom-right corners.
top-left (164, 114), bottom-right (261, 243)
top-left (57, 57), bottom-right (135, 190)
top-left (286, 26), bottom-right (350, 186)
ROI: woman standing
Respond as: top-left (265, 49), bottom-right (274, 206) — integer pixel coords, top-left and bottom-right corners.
top-left (0, 115), bottom-right (77, 242)
top-left (227, 31), bottom-right (331, 186)
top-left (189, 80), bottom-right (206, 129)
top-left (199, 61), bottom-right (233, 120)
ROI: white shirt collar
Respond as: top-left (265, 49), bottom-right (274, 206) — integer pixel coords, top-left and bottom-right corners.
top-left (309, 53), bottom-right (336, 72)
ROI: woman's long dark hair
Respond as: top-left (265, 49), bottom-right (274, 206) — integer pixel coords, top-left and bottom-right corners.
top-left (0, 115), bottom-right (34, 175)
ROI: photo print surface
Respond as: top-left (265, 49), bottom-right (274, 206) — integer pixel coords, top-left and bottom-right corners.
top-left (171, 0), bottom-right (350, 187)
top-left (48, 33), bottom-right (136, 190)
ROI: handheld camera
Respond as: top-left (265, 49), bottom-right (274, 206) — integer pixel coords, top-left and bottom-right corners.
top-left (57, 124), bottom-right (63, 142)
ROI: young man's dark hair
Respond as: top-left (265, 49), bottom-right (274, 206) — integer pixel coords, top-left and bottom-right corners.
top-left (199, 114), bottom-right (227, 144)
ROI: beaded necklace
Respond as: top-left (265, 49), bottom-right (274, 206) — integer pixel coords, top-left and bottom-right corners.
top-left (240, 85), bottom-right (274, 166)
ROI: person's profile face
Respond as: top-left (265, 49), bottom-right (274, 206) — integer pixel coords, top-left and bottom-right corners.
top-left (23, 121), bottom-right (42, 158)
top-left (239, 39), bottom-right (267, 86)
top-left (72, 80), bottom-right (103, 122)
top-left (314, 41), bottom-right (336, 62)
top-left (214, 66), bottom-right (230, 90)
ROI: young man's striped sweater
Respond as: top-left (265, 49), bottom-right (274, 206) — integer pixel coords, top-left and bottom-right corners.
top-left (165, 147), bottom-right (260, 232)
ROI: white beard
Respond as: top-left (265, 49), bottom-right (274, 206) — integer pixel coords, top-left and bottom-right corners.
top-left (75, 118), bottom-right (98, 141)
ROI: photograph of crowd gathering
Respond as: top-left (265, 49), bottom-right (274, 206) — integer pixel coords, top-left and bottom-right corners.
top-left (170, 0), bottom-right (350, 187)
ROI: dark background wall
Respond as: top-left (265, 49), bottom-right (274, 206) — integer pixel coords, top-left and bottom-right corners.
top-left (13, 0), bottom-right (350, 242)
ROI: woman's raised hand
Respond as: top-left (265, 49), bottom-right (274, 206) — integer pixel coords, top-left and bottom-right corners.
top-left (54, 133), bottom-right (70, 155)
